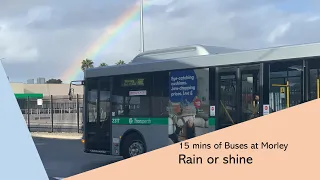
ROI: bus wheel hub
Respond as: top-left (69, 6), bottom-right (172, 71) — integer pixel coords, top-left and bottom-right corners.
top-left (129, 142), bottom-right (143, 157)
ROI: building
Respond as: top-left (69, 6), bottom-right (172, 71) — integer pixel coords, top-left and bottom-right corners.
top-left (27, 79), bottom-right (34, 84)
top-left (11, 83), bottom-right (83, 97)
top-left (36, 77), bottom-right (46, 84)
top-left (10, 82), bottom-right (84, 111)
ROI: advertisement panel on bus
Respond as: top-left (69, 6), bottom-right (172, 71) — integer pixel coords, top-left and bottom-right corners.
top-left (168, 68), bottom-right (213, 144)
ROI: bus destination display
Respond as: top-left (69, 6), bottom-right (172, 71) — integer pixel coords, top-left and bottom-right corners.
top-left (122, 78), bottom-right (145, 87)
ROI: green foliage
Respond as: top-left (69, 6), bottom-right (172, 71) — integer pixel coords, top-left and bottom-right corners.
top-left (115, 60), bottom-right (125, 65)
top-left (81, 58), bottom-right (94, 71)
top-left (99, 63), bottom-right (108, 67)
top-left (46, 79), bottom-right (63, 84)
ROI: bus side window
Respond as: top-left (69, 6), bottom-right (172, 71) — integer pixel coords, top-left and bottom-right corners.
top-left (112, 74), bottom-right (151, 117)
top-left (152, 72), bottom-right (169, 117)
top-left (124, 96), bottom-right (150, 117)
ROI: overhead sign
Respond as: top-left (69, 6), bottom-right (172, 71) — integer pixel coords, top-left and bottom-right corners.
top-left (263, 104), bottom-right (270, 115)
top-left (129, 90), bottom-right (147, 96)
top-left (210, 106), bottom-right (216, 116)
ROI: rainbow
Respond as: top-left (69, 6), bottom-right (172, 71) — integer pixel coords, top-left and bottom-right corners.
top-left (60, 0), bottom-right (151, 83)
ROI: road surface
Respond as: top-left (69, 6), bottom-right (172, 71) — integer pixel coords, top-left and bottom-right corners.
top-left (34, 137), bottom-right (122, 179)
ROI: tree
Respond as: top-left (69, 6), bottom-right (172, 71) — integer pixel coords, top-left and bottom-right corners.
top-left (81, 58), bottom-right (94, 71)
top-left (46, 79), bottom-right (63, 84)
top-left (99, 62), bottom-right (107, 67)
top-left (115, 60), bottom-right (125, 65)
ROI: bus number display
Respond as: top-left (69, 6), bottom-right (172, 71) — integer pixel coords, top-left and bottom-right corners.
top-left (112, 118), bottom-right (120, 124)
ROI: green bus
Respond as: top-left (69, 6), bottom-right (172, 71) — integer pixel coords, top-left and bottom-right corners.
top-left (70, 43), bottom-right (320, 159)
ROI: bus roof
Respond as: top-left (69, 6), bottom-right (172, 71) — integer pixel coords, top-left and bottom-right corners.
top-left (131, 45), bottom-right (241, 63)
top-left (85, 42), bottom-right (320, 78)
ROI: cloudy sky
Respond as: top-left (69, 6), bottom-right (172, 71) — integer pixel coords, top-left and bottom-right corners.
top-left (0, 0), bottom-right (320, 83)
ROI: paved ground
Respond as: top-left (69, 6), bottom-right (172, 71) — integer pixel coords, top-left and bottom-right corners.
top-left (32, 132), bottom-right (82, 139)
top-left (33, 137), bottom-right (122, 179)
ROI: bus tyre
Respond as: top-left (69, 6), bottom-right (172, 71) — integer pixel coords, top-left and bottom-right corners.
top-left (121, 133), bottom-right (145, 159)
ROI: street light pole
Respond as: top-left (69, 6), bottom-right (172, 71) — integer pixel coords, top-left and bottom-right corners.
top-left (140, 0), bottom-right (145, 53)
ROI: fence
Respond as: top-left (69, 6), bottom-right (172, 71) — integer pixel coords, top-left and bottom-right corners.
top-left (17, 94), bottom-right (84, 133)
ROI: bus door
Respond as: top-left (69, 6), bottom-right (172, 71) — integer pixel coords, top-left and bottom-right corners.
top-left (84, 78), bottom-right (111, 154)
top-left (269, 60), bottom-right (304, 113)
top-left (308, 59), bottom-right (320, 100)
top-left (217, 67), bottom-right (238, 129)
top-left (216, 64), bottom-right (261, 130)
top-left (309, 75), bottom-right (320, 99)
top-left (271, 81), bottom-right (290, 111)
top-left (241, 65), bottom-right (260, 122)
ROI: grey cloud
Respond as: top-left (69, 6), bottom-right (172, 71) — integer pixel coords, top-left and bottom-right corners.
top-left (272, 19), bottom-right (320, 46)
top-left (2, 0), bottom-right (138, 30)
top-left (0, 0), bottom-right (45, 17)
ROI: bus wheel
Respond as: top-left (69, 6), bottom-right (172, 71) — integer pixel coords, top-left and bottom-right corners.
top-left (121, 133), bottom-right (145, 159)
